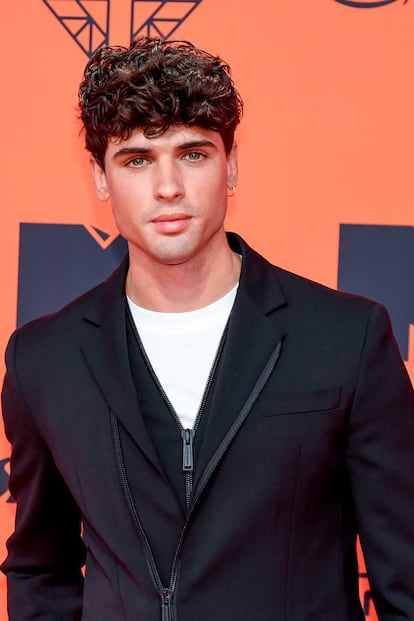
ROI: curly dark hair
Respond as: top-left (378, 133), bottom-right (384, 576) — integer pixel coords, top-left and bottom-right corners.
top-left (78, 37), bottom-right (243, 169)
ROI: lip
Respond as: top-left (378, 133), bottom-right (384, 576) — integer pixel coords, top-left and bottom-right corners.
top-left (151, 213), bottom-right (191, 223)
top-left (150, 213), bottom-right (192, 234)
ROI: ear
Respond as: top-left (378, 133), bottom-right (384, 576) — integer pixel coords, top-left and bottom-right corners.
top-left (226, 141), bottom-right (238, 190)
top-left (90, 156), bottom-right (110, 201)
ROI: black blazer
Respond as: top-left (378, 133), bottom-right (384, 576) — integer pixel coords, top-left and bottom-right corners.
top-left (2, 233), bottom-right (414, 621)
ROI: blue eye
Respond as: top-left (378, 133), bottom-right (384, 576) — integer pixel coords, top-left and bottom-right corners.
top-left (185, 151), bottom-right (204, 161)
top-left (127, 157), bottom-right (148, 168)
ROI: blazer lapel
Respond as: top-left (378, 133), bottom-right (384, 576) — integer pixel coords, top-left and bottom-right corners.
top-left (78, 236), bottom-right (288, 496)
top-left (79, 259), bottom-right (163, 475)
top-left (194, 234), bottom-right (287, 485)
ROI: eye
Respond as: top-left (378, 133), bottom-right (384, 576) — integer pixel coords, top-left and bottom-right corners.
top-left (184, 151), bottom-right (205, 162)
top-left (126, 156), bottom-right (149, 168)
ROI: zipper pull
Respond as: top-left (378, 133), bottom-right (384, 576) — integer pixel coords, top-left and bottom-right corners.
top-left (181, 428), bottom-right (194, 472)
top-left (161, 588), bottom-right (174, 621)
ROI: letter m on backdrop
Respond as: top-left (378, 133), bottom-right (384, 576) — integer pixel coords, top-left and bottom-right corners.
top-left (42, 0), bottom-right (203, 58)
top-left (338, 225), bottom-right (414, 361)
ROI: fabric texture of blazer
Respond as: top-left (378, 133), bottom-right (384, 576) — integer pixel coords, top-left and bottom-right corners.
top-left (2, 233), bottom-right (414, 621)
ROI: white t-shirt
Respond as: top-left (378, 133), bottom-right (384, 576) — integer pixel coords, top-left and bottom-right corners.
top-left (127, 285), bottom-right (238, 429)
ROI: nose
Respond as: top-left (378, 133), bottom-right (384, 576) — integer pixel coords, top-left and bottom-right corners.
top-left (154, 158), bottom-right (184, 202)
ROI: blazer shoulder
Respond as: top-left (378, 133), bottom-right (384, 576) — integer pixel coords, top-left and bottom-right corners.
top-left (267, 264), bottom-right (396, 360)
top-left (232, 232), bottom-right (380, 321)
top-left (231, 232), bottom-right (390, 345)
top-left (273, 262), bottom-right (380, 316)
top-left (5, 256), bottom-right (128, 355)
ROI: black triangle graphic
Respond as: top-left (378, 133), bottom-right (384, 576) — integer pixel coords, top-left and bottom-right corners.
top-left (91, 226), bottom-right (110, 242)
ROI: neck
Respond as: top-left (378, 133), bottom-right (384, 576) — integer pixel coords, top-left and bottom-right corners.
top-left (126, 239), bottom-right (241, 313)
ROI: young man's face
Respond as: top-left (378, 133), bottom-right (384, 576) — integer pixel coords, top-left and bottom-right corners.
top-left (91, 125), bottom-right (238, 268)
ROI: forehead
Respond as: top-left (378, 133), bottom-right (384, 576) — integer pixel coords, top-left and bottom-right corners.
top-left (106, 125), bottom-right (225, 153)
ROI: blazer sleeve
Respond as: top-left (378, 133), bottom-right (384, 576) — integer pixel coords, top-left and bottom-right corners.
top-left (1, 329), bottom-right (86, 621)
top-left (345, 303), bottom-right (414, 620)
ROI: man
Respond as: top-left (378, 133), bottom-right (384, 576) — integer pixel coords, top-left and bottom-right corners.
top-left (1, 37), bottom-right (414, 621)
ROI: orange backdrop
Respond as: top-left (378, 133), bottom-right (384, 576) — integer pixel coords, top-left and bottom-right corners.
top-left (2, 1), bottom-right (414, 619)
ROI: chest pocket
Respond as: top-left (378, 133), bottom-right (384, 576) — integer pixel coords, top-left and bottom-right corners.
top-left (257, 386), bottom-right (341, 417)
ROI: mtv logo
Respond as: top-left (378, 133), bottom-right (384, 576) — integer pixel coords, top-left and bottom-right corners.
top-left (338, 224), bottom-right (414, 361)
top-left (17, 223), bottom-right (128, 327)
top-left (0, 458), bottom-right (14, 503)
top-left (42, 0), bottom-right (204, 58)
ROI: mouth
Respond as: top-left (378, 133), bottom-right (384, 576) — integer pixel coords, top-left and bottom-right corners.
top-left (150, 213), bottom-right (192, 234)
top-left (151, 213), bottom-right (190, 222)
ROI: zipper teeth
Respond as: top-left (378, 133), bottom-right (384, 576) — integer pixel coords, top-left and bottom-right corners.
top-left (127, 306), bottom-right (229, 436)
top-left (193, 340), bottom-right (282, 504)
top-left (184, 472), bottom-right (192, 509)
top-left (110, 412), bottom-right (163, 594)
top-left (194, 322), bottom-right (229, 433)
top-left (127, 308), bottom-right (191, 510)
top-left (127, 307), bottom-right (181, 430)
top-left (168, 340), bottom-right (283, 593)
top-left (125, 302), bottom-right (282, 607)
top-left (183, 323), bottom-right (230, 506)
top-left (127, 306), bottom-right (230, 509)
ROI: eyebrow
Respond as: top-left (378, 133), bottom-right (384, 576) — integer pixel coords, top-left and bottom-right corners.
top-left (178, 140), bottom-right (218, 150)
top-left (111, 139), bottom-right (218, 161)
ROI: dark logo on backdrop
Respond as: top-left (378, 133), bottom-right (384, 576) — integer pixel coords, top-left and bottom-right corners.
top-left (338, 224), bottom-right (414, 361)
top-left (334, 0), bottom-right (408, 7)
top-left (338, 224), bottom-right (411, 621)
top-left (42, 0), bottom-right (203, 58)
top-left (0, 458), bottom-right (14, 503)
top-left (17, 224), bottom-right (128, 327)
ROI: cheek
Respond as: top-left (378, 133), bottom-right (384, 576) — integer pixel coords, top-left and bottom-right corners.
top-left (109, 193), bottom-right (136, 229)
top-left (198, 172), bottom-right (228, 202)
top-left (109, 182), bottom-right (143, 215)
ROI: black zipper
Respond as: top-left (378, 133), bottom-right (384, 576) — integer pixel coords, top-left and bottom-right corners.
top-left (161, 588), bottom-right (174, 621)
top-left (111, 413), bottom-right (164, 596)
top-left (120, 302), bottom-right (283, 619)
top-left (112, 414), bottom-right (176, 620)
top-left (166, 340), bottom-right (282, 599)
top-left (126, 305), bottom-right (228, 510)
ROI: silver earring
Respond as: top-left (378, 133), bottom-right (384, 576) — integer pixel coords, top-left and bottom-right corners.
top-left (227, 184), bottom-right (236, 197)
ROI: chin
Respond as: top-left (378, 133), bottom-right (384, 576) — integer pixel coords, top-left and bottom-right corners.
top-left (150, 238), bottom-right (199, 264)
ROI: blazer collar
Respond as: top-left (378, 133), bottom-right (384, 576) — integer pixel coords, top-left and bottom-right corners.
top-left (227, 232), bottom-right (286, 313)
top-left (80, 256), bottom-right (163, 472)
top-left (194, 233), bottom-right (287, 482)
top-left (80, 232), bottom-right (287, 324)
top-left (79, 234), bottom-right (288, 478)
